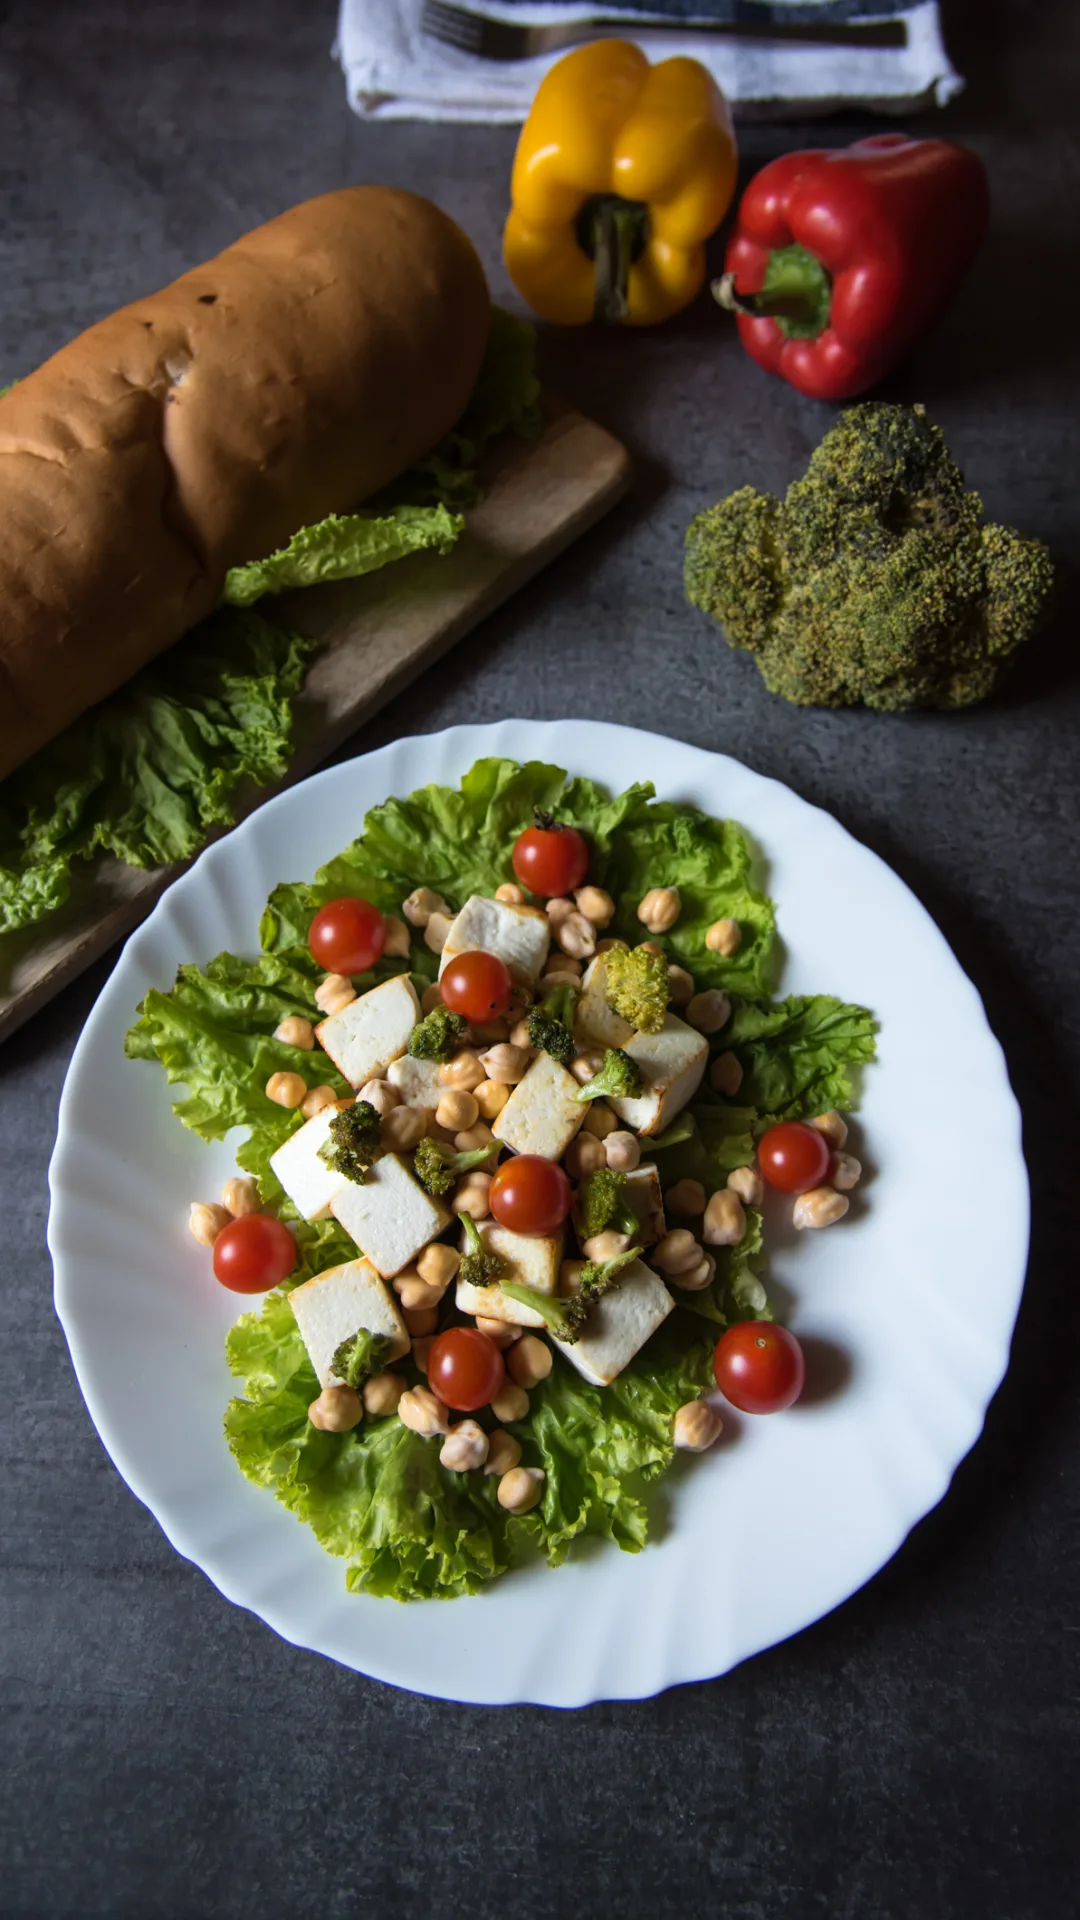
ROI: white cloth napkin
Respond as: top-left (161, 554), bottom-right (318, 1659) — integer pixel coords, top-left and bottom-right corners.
top-left (337, 0), bottom-right (962, 123)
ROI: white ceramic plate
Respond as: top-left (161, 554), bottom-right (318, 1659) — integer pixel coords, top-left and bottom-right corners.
top-left (49, 721), bottom-right (1028, 1707)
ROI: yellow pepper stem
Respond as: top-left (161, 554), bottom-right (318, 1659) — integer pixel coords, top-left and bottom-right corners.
top-left (578, 195), bottom-right (649, 325)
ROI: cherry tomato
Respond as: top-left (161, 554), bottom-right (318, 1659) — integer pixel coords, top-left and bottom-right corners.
top-left (308, 896), bottom-right (386, 976)
top-left (441, 949), bottom-right (514, 1022)
top-left (758, 1121), bottom-right (831, 1194)
top-left (212, 1214), bottom-right (297, 1294)
top-left (512, 819), bottom-right (589, 898)
top-left (489, 1154), bottom-right (571, 1237)
top-left (713, 1322), bottom-right (806, 1414)
top-left (427, 1327), bottom-right (506, 1413)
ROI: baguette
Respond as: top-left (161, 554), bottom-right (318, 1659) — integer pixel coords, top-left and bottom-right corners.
top-left (0, 187), bottom-right (490, 781)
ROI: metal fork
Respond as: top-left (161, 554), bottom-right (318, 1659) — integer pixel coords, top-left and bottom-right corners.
top-left (420, 1), bottom-right (907, 61)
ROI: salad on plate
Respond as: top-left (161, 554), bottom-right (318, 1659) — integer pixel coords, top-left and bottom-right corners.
top-left (126, 757), bottom-right (876, 1601)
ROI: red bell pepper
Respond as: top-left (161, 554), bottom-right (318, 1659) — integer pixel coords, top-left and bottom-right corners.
top-left (715, 134), bottom-right (989, 402)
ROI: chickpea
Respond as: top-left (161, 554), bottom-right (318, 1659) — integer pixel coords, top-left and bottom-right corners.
top-left (484, 1430), bottom-right (523, 1476)
top-left (402, 887), bottom-right (450, 928)
top-left (831, 1151), bottom-right (862, 1192)
top-left (597, 937), bottom-right (629, 954)
top-left (705, 918), bottom-right (742, 958)
top-left (665, 1178), bottom-right (706, 1218)
top-left (273, 1014), bottom-right (315, 1051)
top-left (670, 1252), bottom-right (715, 1292)
top-left (581, 1102), bottom-right (618, 1140)
top-left (538, 969), bottom-right (581, 994)
top-left (454, 1174), bottom-right (492, 1220)
top-left (474, 1078), bottom-right (511, 1121)
top-left (497, 1466), bottom-right (545, 1513)
top-left (667, 964), bottom-right (695, 1007)
top-left (220, 1176), bottom-right (259, 1218)
top-left (475, 1317), bottom-right (522, 1349)
top-left (189, 1201), bottom-right (230, 1246)
top-left (638, 941), bottom-right (665, 959)
top-left (380, 1105), bottom-right (427, 1152)
top-left (564, 1132), bottom-right (607, 1180)
top-left (546, 896), bottom-right (575, 927)
top-left (314, 973), bottom-right (355, 1016)
top-left (582, 1230), bottom-right (633, 1263)
top-left (394, 1273), bottom-right (444, 1312)
top-left (358, 1078), bottom-right (400, 1117)
top-left (308, 1385), bottom-right (364, 1432)
top-left (687, 989), bottom-right (731, 1036)
top-left (554, 912), bottom-right (597, 960)
top-left (301, 1084), bottom-right (338, 1120)
top-left (560, 1258), bottom-right (586, 1295)
top-left (420, 982), bottom-right (444, 1016)
top-left (398, 1384), bottom-right (451, 1436)
top-left (471, 1018), bottom-right (510, 1046)
top-left (508, 1335), bottom-right (552, 1389)
top-left (480, 1043), bottom-right (531, 1086)
top-left (673, 1400), bottom-right (724, 1451)
top-left (710, 1051), bottom-right (744, 1097)
top-left (436, 1088), bottom-right (479, 1132)
top-left (362, 1370), bottom-right (406, 1417)
top-left (793, 1187), bottom-right (850, 1229)
top-left (439, 1049), bottom-right (485, 1092)
top-left (652, 1228), bottom-right (703, 1276)
top-left (638, 887), bottom-right (680, 934)
top-left (571, 1050), bottom-right (605, 1085)
top-left (382, 915), bottom-right (411, 960)
top-left (440, 1420), bottom-right (489, 1472)
top-left (454, 1123), bottom-right (497, 1156)
top-left (604, 1130), bottom-right (640, 1173)
top-left (265, 1071), bottom-right (307, 1110)
top-left (574, 885), bottom-right (615, 928)
top-left (424, 911), bottom-right (452, 955)
top-left (411, 1337), bottom-right (434, 1377)
top-left (417, 1242), bottom-right (460, 1291)
top-left (495, 882), bottom-right (525, 906)
top-left (725, 1165), bottom-right (762, 1208)
top-left (403, 1304), bottom-right (438, 1336)
top-left (810, 1109), bottom-right (848, 1151)
top-left (703, 1189), bottom-right (747, 1246)
top-left (504, 1019), bottom-right (530, 1053)
top-left (491, 1382), bottom-right (530, 1423)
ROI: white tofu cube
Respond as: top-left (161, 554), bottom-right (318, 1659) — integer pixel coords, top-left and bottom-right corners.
top-left (455, 1221), bottom-right (564, 1328)
top-left (491, 1049), bottom-right (585, 1161)
top-left (289, 1256), bottom-right (410, 1388)
top-left (329, 1152), bottom-right (451, 1278)
top-left (625, 1164), bottom-right (666, 1245)
top-left (387, 1053), bottom-right (444, 1110)
top-left (315, 975), bottom-right (420, 1089)
top-left (268, 1103), bottom-right (349, 1222)
top-left (609, 1014), bottom-right (708, 1137)
top-left (438, 894), bottom-right (550, 985)
top-left (552, 1258), bottom-right (675, 1386)
top-left (574, 954), bottom-right (635, 1051)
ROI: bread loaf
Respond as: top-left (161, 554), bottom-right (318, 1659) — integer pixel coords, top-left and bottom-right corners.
top-left (0, 187), bottom-right (490, 780)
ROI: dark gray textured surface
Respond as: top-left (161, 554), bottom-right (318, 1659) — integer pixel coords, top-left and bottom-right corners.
top-left (2, 3), bottom-right (1078, 1916)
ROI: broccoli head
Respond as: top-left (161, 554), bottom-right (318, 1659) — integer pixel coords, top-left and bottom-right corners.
top-left (604, 945), bottom-right (668, 1035)
top-left (317, 1100), bottom-right (381, 1183)
top-left (578, 1167), bottom-right (639, 1240)
top-left (575, 1047), bottom-right (644, 1103)
top-left (501, 1246), bottom-right (640, 1343)
top-left (329, 1327), bottom-right (393, 1393)
top-left (685, 403), bottom-right (1055, 712)
top-left (457, 1212), bottom-right (506, 1289)
top-left (414, 1136), bottom-right (497, 1198)
top-left (408, 1006), bottom-right (469, 1062)
top-left (527, 983), bottom-right (578, 1065)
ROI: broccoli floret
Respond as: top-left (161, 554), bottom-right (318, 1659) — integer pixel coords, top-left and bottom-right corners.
top-left (685, 402), bottom-right (1055, 712)
top-left (501, 1246), bottom-right (640, 1344)
top-left (604, 945), bottom-right (668, 1034)
top-left (457, 1211), bottom-right (506, 1289)
top-left (527, 982), bottom-right (578, 1065)
top-left (575, 1048), bottom-right (644, 1103)
top-left (578, 1167), bottom-right (639, 1240)
top-left (408, 1006), bottom-right (469, 1062)
top-left (329, 1327), bottom-right (393, 1393)
top-left (414, 1136), bottom-right (497, 1198)
top-left (317, 1100), bottom-right (381, 1183)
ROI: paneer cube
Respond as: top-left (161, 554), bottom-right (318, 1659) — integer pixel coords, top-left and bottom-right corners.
top-left (387, 1053), bottom-right (444, 1110)
top-left (455, 1220), bottom-right (564, 1328)
top-left (574, 954), bottom-right (635, 1051)
top-left (315, 975), bottom-right (420, 1089)
top-left (289, 1256), bottom-right (410, 1388)
top-left (609, 1014), bottom-right (708, 1138)
top-left (268, 1103), bottom-right (348, 1222)
top-left (329, 1152), bottom-right (451, 1278)
top-left (491, 1049), bottom-right (585, 1161)
top-left (438, 894), bottom-right (550, 986)
top-left (552, 1258), bottom-right (675, 1386)
top-left (624, 1164), bottom-right (666, 1245)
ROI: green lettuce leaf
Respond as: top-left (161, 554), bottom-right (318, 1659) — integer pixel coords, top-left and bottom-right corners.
top-left (727, 993), bottom-right (878, 1125)
top-left (222, 504), bottom-right (461, 608)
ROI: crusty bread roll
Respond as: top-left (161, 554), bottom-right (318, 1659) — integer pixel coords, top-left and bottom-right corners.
top-left (0, 187), bottom-right (490, 780)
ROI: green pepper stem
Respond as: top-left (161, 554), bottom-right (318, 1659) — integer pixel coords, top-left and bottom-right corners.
top-left (712, 271), bottom-right (820, 325)
top-left (713, 244), bottom-right (833, 342)
top-left (578, 196), bottom-right (649, 326)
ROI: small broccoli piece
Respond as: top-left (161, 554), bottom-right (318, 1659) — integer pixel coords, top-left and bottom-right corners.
top-left (317, 1100), bottom-right (381, 1183)
top-left (457, 1211), bottom-right (506, 1289)
top-left (329, 1327), bottom-right (393, 1392)
top-left (527, 982), bottom-right (578, 1065)
top-left (501, 1246), bottom-right (641, 1343)
top-left (604, 945), bottom-right (668, 1035)
top-left (414, 1136), bottom-right (497, 1198)
top-left (408, 1006), bottom-right (469, 1062)
top-left (685, 402), bottom-right (1055, 712)
top-left (578, 1167), bottom-right (639, 1240)
top-left (576, 1048), bottom-right (644, 1103)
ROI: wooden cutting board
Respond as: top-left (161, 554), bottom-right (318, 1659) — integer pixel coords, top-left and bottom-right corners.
top-left (0, 403), bottom-right (630, 1044)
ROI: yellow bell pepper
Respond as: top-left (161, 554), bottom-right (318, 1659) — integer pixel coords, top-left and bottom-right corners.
top-left (504, 39), bottom-right (738, 327)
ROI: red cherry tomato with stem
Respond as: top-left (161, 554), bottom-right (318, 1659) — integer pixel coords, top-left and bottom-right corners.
top-left (489, 1154), bottom-right (571, 1237)
top-left (427, 1327), bottom-right (506, 1412)
top-left (441, 949), bottom-right (514, 1022)
top-left (512, 815), bottom-right (590, 898)
top-left (758, 1121), bottom-right (831, 1194)
top-left (713, 1322), bottom-right (806, 1414)
top-left (308, 896), bottom-right (386, 976)
top-left (212, 1214), bottom-right (297, 1294)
